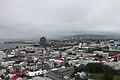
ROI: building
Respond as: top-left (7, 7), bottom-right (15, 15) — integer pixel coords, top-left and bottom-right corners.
top-left (0, 51), bottom-right (7, 59)
top-left (40, 37), bottom-right (46, 46)
top-left (47, 67), bottom-right (74, 80)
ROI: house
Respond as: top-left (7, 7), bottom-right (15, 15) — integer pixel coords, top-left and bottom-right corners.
top-left (11, 70), bottom-right (28, 76)
top-left (11, 76), bottom-right (22, 80)
top-left (75, 72), bottom-right (89, 79)
top-left (0, 69), bottom-right (6, 76)
top-left (0, 51), bottom-right (7, 59)
top-left (27, 69), bottom-right (47, 77)
top-left (47, 67), bottom-right (74, 80)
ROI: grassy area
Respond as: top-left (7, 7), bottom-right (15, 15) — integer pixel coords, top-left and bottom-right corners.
top-left (90, 73), bottom-right (120, 80)
top-left (114, 75), bottom-right (120, 80)
top-left (90, 73), bottom-right (103, 80)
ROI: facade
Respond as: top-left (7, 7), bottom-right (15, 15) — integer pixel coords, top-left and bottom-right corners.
top-left (40, 37), bottom-right (46, 46)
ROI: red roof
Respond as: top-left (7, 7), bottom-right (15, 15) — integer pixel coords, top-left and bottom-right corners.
top-left (98, 58), bottom-right (107, 61)
top-left (60, 61), bottom-right (65, 66)
top-left (39, 57), bottom-right (49, 62)
top-left (53, 57), bottom-right (60, 60)
top-left (11, 76), bottom-right (19, 80)
top-left (11, 70), bottom-right (28, 75)
top-left (116, 56), bottom-right (120, 61)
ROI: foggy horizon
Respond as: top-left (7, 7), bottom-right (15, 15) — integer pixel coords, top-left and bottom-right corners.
top-left (1, 0), bottom-right (120, 39)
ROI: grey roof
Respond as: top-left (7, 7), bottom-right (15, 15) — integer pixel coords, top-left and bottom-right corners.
top-left (47, 67), bottom-right (74, 80)
top-left (54, 67), bottom-right (74, 73)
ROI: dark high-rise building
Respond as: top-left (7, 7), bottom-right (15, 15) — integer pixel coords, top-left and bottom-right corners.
top-left (40, 37), bottom-right (46, 46)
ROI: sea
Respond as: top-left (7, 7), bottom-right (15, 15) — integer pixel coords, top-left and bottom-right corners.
top-left (0, 41), bottom-right (32, 50)
top-left (0, 42), bottom-right (19, 50)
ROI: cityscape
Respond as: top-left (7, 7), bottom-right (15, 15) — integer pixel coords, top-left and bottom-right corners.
top-left (0, 36), bottom-right (120, 80)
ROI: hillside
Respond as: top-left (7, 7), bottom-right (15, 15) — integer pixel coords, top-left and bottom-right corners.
top-left (62, 34), bottom-right (116, 40)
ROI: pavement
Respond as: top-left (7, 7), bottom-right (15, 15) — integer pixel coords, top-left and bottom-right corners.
top-left (28, 76), bottom-right (52, 80)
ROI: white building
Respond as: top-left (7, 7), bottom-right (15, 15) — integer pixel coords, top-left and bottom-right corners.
top-left (0, 51), bottom-right (7, 59)
top-left (93, 51), bottom-right (108, 57)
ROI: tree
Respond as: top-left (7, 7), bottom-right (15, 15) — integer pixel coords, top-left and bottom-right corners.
top-left (0, 75), bottom-right (4, 79)
top-left (73, 63), bottom-right (118, 80)
top-left (65, 62), bottom-right (70, 67)
top-left (84, 63), bottom-right (116, 74)
top-left (103, 65), bottom-right (115, 74)
top-left (85, 63), bottom-right (103, 73)
top-left (74, 64), bottom-right (85, 73)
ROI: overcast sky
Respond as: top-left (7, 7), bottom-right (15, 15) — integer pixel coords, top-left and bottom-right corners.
top-left (0, 0), bottom-right (120, 39)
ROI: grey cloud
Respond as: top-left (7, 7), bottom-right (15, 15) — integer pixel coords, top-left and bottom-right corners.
top-left (0, 0), bottom-right (120, 39)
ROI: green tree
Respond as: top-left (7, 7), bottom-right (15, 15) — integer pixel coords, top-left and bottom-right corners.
top-left (103, 65), bottom-right (115, 74)
top-left (85, 63), bottom-right (103, 73)
top-left (65, 62), bottom-right (70, 67)
top-left (74, 64), bottom-right (85, 73)
top-left (84, 63), bottom-right (116, 74)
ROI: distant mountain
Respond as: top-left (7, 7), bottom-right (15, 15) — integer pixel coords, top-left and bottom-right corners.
top-left (62, 34), bottom-right (116, 40)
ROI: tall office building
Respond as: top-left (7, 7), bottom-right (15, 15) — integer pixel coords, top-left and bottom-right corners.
top-left (40, 37), bottom-right (46, 46)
